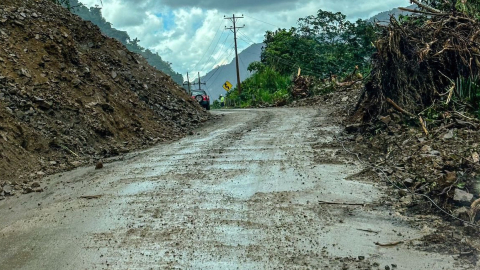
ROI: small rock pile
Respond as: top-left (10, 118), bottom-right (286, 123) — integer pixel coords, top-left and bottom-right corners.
top-left (0, 0), bottom-right (208, 195)
top-left (345, 109), bottom-right (480, 224)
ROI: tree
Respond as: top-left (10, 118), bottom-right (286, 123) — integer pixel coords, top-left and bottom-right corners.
top-left (260, 10), bottom-right (377, 78)
top-left (423, 0), bottom-right (480, 16)
top-left (261, 28), bottom-right (316, 75)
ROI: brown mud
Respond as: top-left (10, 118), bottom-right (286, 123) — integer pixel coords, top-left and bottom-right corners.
top-left (0, 108), bottom-right (476, 269)
top-left (0, 0), bottom-right (208, 195)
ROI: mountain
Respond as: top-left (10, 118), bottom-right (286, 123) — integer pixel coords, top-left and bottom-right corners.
top-left (198, 43), bottom-right (264, 102)
top-left (369, 5), bottom-right (416, 23)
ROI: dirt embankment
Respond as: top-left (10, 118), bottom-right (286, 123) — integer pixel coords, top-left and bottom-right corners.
top-left (0, 0), bottom-right (208, 195)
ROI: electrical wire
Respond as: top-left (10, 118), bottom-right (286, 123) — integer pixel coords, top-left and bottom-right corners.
top-left (203, 41), bottom-right (235, 82)
top-left (244, 14), bottom-right (282, 29)
top-left (204, 46), bottom-right (236, 83)
top-left (238, 54), bottom-right (250, 75)
top-left (198, 31), bottom-right (232, 75)
top-left (193, 18), bottom-right (225, 72)
top-left (208, 49), bottom-right (236, 86)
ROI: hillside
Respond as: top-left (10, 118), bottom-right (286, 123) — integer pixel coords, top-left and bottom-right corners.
top-left (369, 4), bottom-right (416, 23)
top-left (0, 0), bottom-right (208, 194)
top-left (200, 43), bottom-right (263, 102)
top-left (67, 0), bottom-right (184, 85)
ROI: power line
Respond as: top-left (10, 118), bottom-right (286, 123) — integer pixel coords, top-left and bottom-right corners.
top-left (225, 14), bottom-right (245, 94)
top-left (203, 41), bottom-right (235, 82)
top-left (237, 36), bottom-right (253, 47)
top-left (204, 46), bottom-right (236, 83)
top-left (208, 49), bottom-right (237, 86)
top-left (237, 31), bottom-right (257, 45)
top-left (244, 14), bottom-right (282, 29)
top-left (238, 54), bottom-right (249, 75)
top-left (198, 31), bottom-right (232, 75)
top-left (193, 18), bottom-right (225, 72)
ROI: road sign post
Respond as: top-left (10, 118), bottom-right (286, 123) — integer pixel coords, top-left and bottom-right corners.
top-left (223, 81), bottom-right (233, 91)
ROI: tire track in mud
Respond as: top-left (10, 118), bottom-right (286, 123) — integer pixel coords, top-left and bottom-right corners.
top-left (0, 108), bottom-right (471, 270)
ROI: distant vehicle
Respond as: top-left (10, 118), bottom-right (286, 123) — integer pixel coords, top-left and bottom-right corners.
top-left (191, 90), bottom-right (210, 110)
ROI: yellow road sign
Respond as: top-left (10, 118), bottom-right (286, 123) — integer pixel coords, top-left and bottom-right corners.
top-left (223, 81), bottom-right (233, 91)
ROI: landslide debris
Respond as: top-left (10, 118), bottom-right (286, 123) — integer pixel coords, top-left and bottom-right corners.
top-left (357, 8), bottom-right (480, 119)
top-left (0, 0), bottom-right (208, 196)
top-left (347, 4), bottom-right (480, 229)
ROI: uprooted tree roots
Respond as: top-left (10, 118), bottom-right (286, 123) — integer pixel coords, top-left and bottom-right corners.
top-left (357, 11), bottom-right (480, 120)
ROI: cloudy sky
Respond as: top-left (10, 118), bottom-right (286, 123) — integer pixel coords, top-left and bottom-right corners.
top-left (78, 0), bottom-right (410, 79)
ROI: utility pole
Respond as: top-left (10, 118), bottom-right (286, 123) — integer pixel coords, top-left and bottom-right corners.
top-left (183, 72), bottom-right (192, 94)
top-left (225, 14), bottom-right (244, 95)
top-left (192, 72), bottom-right (206, 91)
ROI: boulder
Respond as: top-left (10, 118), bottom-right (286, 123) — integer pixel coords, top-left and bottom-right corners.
top-left (453, 189), bottom-right (474, 205)
top-left (452, 206), bottom-right (470, 221)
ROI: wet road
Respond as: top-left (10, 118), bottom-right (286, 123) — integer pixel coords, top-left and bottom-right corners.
top-left (0, 108), bottom-right (464, 269)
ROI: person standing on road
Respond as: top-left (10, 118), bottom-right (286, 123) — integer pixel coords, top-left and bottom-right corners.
top-left (220, 95), bottom-right (225, 107)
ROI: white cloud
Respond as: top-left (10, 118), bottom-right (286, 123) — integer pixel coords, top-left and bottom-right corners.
top-left (78, 0), bottom-right (411, 80)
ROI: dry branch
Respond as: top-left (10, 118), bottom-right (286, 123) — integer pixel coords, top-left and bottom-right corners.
top-left (374, 241), bottom-right (404, 247)
top-left (80, 195), bottom-right (103, 199)
top-left (386, 98), bottom-right (415, 117)
top-left (318, 200), bottom-right (370, 206)
top-left (410, 0), bottom-right (441, 13)
top-left (358, 10), bottom-right (480, 119)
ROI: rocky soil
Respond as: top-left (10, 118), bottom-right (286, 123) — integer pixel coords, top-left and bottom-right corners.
top-left (2, 107), bottom-right (474, 269)
top-left (293, 81), bottom-right (480, 224)
top-left (0, 0), bottom-right (208, 198)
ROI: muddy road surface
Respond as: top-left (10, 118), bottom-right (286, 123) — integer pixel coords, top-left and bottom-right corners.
top-left (0, 108), bottom-right (468, 269)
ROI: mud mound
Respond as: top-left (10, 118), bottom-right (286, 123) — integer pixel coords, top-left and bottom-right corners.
top-left (0, 0), bottom-right (208, 193)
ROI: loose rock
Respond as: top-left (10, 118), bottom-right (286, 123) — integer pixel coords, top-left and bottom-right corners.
top-left (453, 189), bottom-right (474, 205)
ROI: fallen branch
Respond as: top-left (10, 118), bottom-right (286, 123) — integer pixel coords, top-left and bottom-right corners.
top-left (410, 0), bottom-right (441, 13)
top-left (79, 195), bottom-right (103, 199)
top-left (318, 200), bottom-right (370, 206)
top-left (454, 111), bottom-right (479, 122)
top-left (357, 228), bottom-right (380, 234)
top-left (374, 241), bottom-right (404, 247)
top-left (398, 7), bottom-right (445, 16)
top-left (459, 251), bottom-right (474, 256)
top-left (446, 85), bottom-right (455, 104)
top-left (386, 98), bottom-right (416, 117)
top-left (375, 236), bottom-right (423, 247)
top-left (59, 144), bottom-right (79, 157)
top-left (419, 116), bottom-right (429, 135)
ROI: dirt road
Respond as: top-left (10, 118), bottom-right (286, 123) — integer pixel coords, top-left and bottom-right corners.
top-left (0, 108), bottom-right (468, 269)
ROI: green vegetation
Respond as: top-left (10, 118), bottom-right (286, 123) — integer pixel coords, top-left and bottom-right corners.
top-left (424, 0), bottom-right (480, 17)
top-left (226, 64), bottom-right (291, 108)
top-left (56, 0), bottom-right (183, 85)
top-left (226, 10), bottom-right (377, 108)
top-left (262, 10), bottom-right (376, 77)
top-left (211, 100), bottom-right (221, 110)
top-left (455, 76), bottom-right (480, 118)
